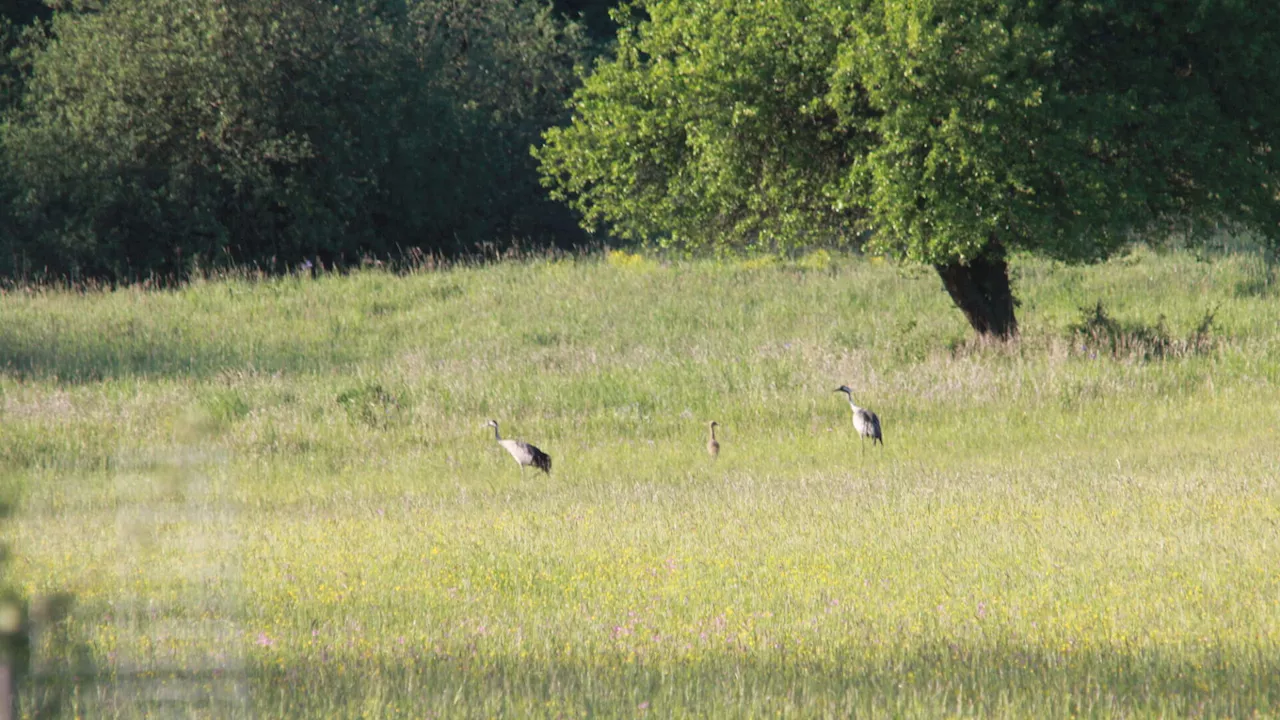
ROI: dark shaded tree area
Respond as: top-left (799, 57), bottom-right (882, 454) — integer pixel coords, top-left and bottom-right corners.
top-left (0, 0), bottom-right (595, 282)
top-left (0, 0), bottom-right (47, 27)
top-left (550, 0), bottom-right (621, 42)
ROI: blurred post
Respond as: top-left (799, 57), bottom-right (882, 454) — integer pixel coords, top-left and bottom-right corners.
top-left (0, 599), bottom-right (24, 720)
top-left (0, 662), bottom-right (10, 720)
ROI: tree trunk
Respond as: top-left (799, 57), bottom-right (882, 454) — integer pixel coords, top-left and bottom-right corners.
top-left (934, 238), bottom-right (1018, 339)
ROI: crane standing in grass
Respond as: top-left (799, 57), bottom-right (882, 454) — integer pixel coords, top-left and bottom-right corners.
top-left (834, 385), bottom-right (883, 454)
top-left (484, 419), bottom-right (551, 476)
top-left (707, 421), bottom-right (720, 459)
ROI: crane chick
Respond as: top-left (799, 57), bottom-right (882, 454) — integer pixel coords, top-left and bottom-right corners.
top-left (707, 421), bottom-right (720, 459)
top-left (834, 385), bottom-right (882, 453)
top-left (484, 419), bottom-right (551, 475)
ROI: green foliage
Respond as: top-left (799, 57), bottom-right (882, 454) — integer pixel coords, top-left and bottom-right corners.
top-left (839, 0), bottom-right (1280, 265)
top-left (0, 16), bottom-right (38, 112)
top-left (0, 0), bottom-right (589, 281)
top-left (536, 0), bottom-right (865, 253)
top-left (538, 0), bottom-right (1280, 266)
top-left (414, 0), bottom-right (593, 249)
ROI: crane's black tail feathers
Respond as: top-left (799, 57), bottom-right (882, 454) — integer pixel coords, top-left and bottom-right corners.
top-left (531, 448), bottom-right (552, 474)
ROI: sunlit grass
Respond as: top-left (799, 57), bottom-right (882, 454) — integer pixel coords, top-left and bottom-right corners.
top-left (3, 246), bottom-right (1280, 716)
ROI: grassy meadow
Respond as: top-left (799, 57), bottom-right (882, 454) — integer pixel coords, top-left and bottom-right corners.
top-left (2, 245), bottom-right (1280, 717)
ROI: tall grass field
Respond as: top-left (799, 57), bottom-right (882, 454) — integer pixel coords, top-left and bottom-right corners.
top-left (2, 245), bottom-right (1279, 717)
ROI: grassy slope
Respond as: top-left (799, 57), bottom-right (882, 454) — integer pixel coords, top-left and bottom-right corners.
top-left (2, 247), bottom-right (1279, 717)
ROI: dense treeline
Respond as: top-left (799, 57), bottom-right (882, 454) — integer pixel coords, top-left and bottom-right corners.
top-left (0, 0), bottom-right (606, 282)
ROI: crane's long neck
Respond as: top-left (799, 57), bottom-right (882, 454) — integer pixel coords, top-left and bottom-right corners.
top-left (842, 393), bottom-right (862, 413)
top-left (709, 425), bottom-right (717, 442)
top-left (491, 424), bottom-right (502, 441)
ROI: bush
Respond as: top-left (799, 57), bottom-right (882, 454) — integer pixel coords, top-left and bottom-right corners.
top-left (1069, 301), bottom-right (1217, 362)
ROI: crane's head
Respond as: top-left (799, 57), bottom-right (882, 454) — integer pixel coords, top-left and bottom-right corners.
top-left (834, 385), bottom-right (852, 396)
top-left (709, 421), bottom-right (719, 429)
top-left (483, 419), bottom-right (499, 430)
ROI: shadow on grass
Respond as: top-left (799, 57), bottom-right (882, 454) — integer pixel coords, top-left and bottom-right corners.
top-left (19, 642), bottom-right (1280, 716)
top-left (0, 324), bottom-right (363, 383)
top-left (23, 592), bottom-right (93, 720)
top-left (0, 489), bottom-right (92, 719)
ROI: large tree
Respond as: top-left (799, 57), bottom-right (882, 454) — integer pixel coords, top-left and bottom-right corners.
top-left (537, 0), bottom-right (1280, 339)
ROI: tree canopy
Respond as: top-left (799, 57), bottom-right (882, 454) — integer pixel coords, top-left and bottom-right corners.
top-left (537, 0), bottom-right (1280, 337)
top-left (538, 0), bottom-right (862, 253)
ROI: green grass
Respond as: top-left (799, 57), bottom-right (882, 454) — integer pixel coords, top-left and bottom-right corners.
top-left (3, 246), bottom-right (1280, 717)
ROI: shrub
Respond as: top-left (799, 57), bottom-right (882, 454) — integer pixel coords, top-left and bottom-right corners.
top-left (1069, 301), bottom-right (1217, 361)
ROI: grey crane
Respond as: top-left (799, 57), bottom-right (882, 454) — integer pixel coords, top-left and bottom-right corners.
top-left (834, 385), bottom-right (883, 453)
top-left (707, 421), bottom-right (720, 459)
top-left (484, 419), bottom-right (551, 476)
